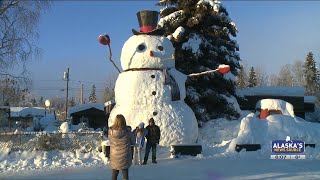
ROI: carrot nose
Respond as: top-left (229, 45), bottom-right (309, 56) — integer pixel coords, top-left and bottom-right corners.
top-left (150, 51), bottom-right (154, 57)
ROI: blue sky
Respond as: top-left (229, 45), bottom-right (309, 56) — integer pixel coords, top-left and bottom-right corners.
top-left (28, 1), bottom-right (320, 101)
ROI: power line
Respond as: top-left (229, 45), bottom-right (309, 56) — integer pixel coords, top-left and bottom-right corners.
top-left (36, 79), bottom-right (108, 85)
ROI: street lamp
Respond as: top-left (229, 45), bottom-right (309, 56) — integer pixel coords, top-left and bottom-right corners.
top-left (45, 99), bottom-right (51, 116)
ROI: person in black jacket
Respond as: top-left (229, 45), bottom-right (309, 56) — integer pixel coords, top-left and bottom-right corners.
top-left (143, 118), bottom-right (160, 164)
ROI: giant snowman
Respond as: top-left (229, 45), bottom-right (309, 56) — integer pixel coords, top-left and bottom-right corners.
top-left (99, 11), bottom-right (230, 146)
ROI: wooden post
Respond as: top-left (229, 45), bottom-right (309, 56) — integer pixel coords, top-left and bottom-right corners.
top-left (65, 67), bottom-right (70, 121)
top-left (80, 83), bottom-right (84, 104)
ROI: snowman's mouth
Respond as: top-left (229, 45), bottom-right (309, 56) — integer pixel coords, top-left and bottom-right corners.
top-left (123, 68), bottom-right (164, 72)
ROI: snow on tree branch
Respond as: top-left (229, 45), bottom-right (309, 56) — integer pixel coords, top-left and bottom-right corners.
top-left (158, 10), bottom-right (184, 27)
top-left (172, 26), bottom-right (185, 41)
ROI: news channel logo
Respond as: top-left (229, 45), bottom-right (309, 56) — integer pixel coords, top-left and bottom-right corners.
top-left (271, 136), bottom-right (305, 153)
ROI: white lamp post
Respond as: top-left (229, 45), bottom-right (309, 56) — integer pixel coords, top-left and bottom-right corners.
top-left (45, 99), bottom-right (51, 115)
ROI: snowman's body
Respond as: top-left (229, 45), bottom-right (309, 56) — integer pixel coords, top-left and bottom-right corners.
top-left (108, 35), bottom-right (198, 146)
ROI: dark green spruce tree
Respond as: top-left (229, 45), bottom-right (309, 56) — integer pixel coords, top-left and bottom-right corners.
top-left (303, 52), bottom-right (319, 95)
top-left (248, 67), bottom-right (257, 87)
top-left (157, 0), bottom-right (241, 125)
top-left (89, 84), bottom-right (97, 103)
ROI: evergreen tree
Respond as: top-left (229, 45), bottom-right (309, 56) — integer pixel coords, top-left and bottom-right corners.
top-left (304, 52), bottom-right (319, 95)
top-left (89, 84), bottom-right (97, 103)
top-left (157, 0), bottom-right (241, 124)
top-left (38, 96), bottom-right (44, 107)
top-left (236, 65), bottom-right (247, 89)
top-left (30, 98), bottom-right (37, 106)
top-left (248, 67), bottom-right (257, 87)
top-left (69, 97), bottom-right (76, 107)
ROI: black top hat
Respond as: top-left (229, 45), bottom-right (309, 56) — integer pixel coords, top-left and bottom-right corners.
top-left (132, 10), bottom-right (164, 35)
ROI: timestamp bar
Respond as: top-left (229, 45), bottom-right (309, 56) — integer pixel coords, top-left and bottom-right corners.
top-left (270, 155), bottom-right (305, 159)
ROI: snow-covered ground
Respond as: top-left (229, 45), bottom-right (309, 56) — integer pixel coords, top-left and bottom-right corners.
top-left (1, 110), bottom-right (320, 179)
top-left (2, 157), bottom-right (320, 180)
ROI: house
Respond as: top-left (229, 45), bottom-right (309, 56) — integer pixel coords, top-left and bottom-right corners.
top-left (238, 86), bottom-right (315, 119)
top-left (8, 107), bottom-right (46, 129)
top-left (69, 103), bottom-right (108, 129)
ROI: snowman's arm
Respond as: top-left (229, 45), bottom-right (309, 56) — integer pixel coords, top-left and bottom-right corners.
top-left (108, 44), bottom-right (122, 73)
top-left (187, 69), bottom-right (219, 77)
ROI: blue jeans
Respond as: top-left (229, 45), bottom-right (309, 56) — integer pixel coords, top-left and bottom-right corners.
top-left (144, 142), bottom-right (157, 162)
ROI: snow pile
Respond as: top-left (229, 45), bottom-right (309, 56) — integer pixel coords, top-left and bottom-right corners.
top-left (0, 149), bottom-right (107, 172)
top-left (60, 122), bottom-right (69, 133)
top-left (69, 103), bottom-right (105, 115)
top-left (44, 124), bottom-right (58, 132)
top-left (199, 118), bottom-right (240, 146)
top-left (227, 114), bottom-right (320, 159)
top-left (306, 107), bottom-right (320, 123)
top-left (39, 114), bottom-right (57, 127)
top-left (256, 99), bottom-right (295, 117)
top-left (38, 114), bottom-right (59, 132)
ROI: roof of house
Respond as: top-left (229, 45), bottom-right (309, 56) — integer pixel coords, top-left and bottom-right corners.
top-left (305, 96), bottom-right (317, 103)
top-left (69, 103), bottom-right (105, 115)
top-left (239, 86), bottom-right (304, 97)
top-left (10, 107), bottom-right (46, 117)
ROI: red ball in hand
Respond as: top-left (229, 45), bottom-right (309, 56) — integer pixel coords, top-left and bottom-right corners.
top-left (98, 34), bottom-right (110, 45)
top-left (218, 64), bottom-right (230, 74)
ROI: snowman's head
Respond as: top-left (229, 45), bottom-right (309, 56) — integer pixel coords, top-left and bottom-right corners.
top-left (120, 35), bottom-right (175, 70)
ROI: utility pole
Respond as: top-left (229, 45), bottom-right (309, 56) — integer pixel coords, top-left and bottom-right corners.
top-left (80, 83), bottom-right (84, 104)
top-left (64, 67), bottom-right (70, 121)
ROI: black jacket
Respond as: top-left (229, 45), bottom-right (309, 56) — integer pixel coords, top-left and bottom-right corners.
top-left (145, 125), bottom-right (160, 144)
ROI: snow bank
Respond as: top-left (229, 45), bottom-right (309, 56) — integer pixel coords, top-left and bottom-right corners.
top-left (0, 149), bottom-right (107, 172)
top-left (44, 124), bottom-right (58, 132)
top-left (39, 115), bottom-right (57, 126)
top-left (227, 115), bottom-right (320, 159)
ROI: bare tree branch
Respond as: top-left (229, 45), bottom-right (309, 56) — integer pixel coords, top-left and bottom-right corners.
top-left (0, 0), bottom-right (19, 16)
top-left (0, 0), bottom-right (50, 79)
top-left (0, 72), bottom-right (26, 79)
